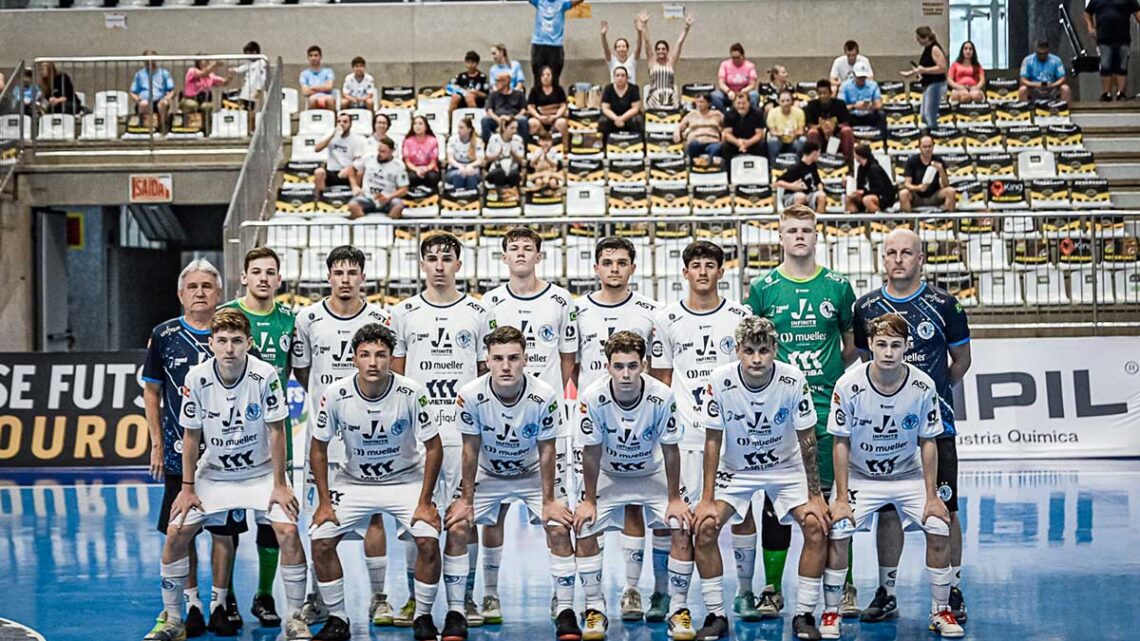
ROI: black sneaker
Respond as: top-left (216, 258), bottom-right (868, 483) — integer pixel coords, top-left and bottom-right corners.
top-left (413, 614), bottom-right (440, 641)
top-left (949, 586), bottom-right (968, 624)
top-left (226, 590), bottom-right (243, 628)
top-left (792, 613), bottom-right (821, 641)
top-left (441, 611), bottom-right (468, 641)
top-left (695, 614), bottom-right (728, 640)
top-left (251, 593), bottom-right (282, 627)
top-left (313, 615), bottom-right (351, 641)
top-left (555, 608), bottom-right (582, 641)
top-left (859, 586), bottom-right (898, 623)
top-left (185, 605), bottom-right (207, 638)
top-left (207, 604), bottom-right (240, 637)
top-left (1100, 92), bottom-right (1114, 102)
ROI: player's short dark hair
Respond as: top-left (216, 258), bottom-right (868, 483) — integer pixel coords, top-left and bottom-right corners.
top-left (465, 50), bottom-right (480, 64)
top-left (735, 316), bottom-right (778, 349)
top-left (307, 45), bottom-right (322, 56)
top-left (816, 78), bottom-right (831, 90)
top-left (844, 40), bottom-right (859, 53)
top-left (326, 245), bottom-right (366, 271)
top-left (420, 230), bottom-right (463, 259)
top-left (243, 41), bottom-right (261, 55)
top-left (868, 313), bottom-right (909, 340)
top-left (594, 236), bottom-right (636, 263)
top-left (211, 307), bottom-right (251, 336)
top-left (501, 226), bottom-right (543, 252)
top-left (352, 323), bottom-right (396, 353)
top-left (682, 240), bottom-right (724, 268)
top-left (244, 246), bottom-right (280, 271)
top-left (604, 331), bottom-right (646, 361)
top-left (351, 56), bottom-right (366, 67)
top-left (802, 140), bottom-right (821, 156)
top-left (484, 325), bottom-right (527, 352)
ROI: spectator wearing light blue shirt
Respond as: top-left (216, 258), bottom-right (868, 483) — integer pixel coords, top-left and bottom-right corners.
top-left (839, 61), bottom-right (885, 135)
top-left (130, 50), bottom-right (176, 133)
top-left (489, 44), bottom-right (528, 93)
top-left (1018, 40), bottom-right (1071, 103)
top-left (300, 45), bottom-right (336, 110)
top-left (529, 0), bottom-right (585, 87)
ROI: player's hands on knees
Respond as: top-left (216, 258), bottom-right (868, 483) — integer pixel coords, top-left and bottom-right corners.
top-left (149, 445), bottom-right (164, 481)
top-left (573, 499), bottom-right (597, 534)
top-left (693, 498), bottom-right (719, 532)
top-left (543, 499), bottom-right (574, 529)
top-left (829, 499), bottom-right (855, 529)
top-left (923, 497), bottom-right (951, 526)
top-left (170, 488), bottom-right (203, 526)
top-left (313, 501), bottom-right (339, 528)
top-left (666, 497), bottom-right (693, 531)
top-left (270, 484), bottom-right (300, 522)
top-left (444, 499), bottom-right (474, 529)
top-left (802, 494), bottom-right (831, 532)
top-left (412, 501), bottom-right (443, 533)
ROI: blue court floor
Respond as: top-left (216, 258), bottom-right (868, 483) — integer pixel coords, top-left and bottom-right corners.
top-left (2, 459), bottom-right (1138, 641)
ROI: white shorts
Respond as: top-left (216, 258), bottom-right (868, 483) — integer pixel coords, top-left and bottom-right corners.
top-left (302, 461), bottom-right (345, 516)
top-left (713, 464), bottom-right (808, 526)
top-left (436, 443), bottom-right (462, 506)
top-left (472, 469), bottom-right (564, 526)
top-left (310, 469), bottom-right (440, 541)
top-left (180, 472), bottom-right (292, 527)
top-left (828, 474), bottom-right (951, 539)
top-left (680, 448), bottom-right (704, 504)
top-left (578, 468), bottom-right (688, 538)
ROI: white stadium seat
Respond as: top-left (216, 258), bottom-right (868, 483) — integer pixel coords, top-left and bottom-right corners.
top-left (281, 88), bottom-right (300, 115)
top-left (379, 109), bottom-right (413, 137)
top-left (342, 108), bottom-right (373, 136)
top-left (307, 222), bottom-right (352, 250)
top-left (979, 270), bottom-right (1023, 306)
top-left (94, 90), bottom-right (130, 120)
top-left (1022, 266), bottom-right (1070, 305)
top-left (1114, 267), bottom-right (1140, 303)
top-left (966, 234), bottom-right (1008, 271)
top-left (291, 134), bottom-right (328, 162)
top-left (653, 240), bottom-right (690, 277)
top-left (535, 239), bottom-right (565, 281)
top-left (832, 236), bottom-right (875, 274)
top-left (386, 240), bottom-right (421, 281)
top-left (351, 215), bottom-right (396, 251)
top-left (210, 110), bottom-right (249, 138)
top-left (1069, 266), bottom-right (1115, 305)
top-left (451, 108), bottom-right (484, 135)
top-left (415, 104), bottom-right (451, 136)
top-left (265, 217), bottom-right (310, 250)
top-left (38, 114), bottom-right (76, 141)
top-left (1017, 150), bottom-right (1057, 180)
top-left (848, 272), bottom-right (883, 298)
top-left (476, 241), bottom-right (511, 281)
top-left (0, 114), bottom-right (30, 140)
top-left (299, 109), bottom-right (336, 136)
top-left (79, 113), bottom-right (117, 141)
top-left (566, 184), bottom-right (606, 217)
top-left (730, 155), bottom-right (769, 186)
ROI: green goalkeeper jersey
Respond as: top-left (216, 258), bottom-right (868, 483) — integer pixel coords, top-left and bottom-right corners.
top-left (222, 298), bottom-right (296, 457)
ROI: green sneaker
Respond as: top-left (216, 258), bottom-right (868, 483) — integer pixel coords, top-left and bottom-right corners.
top-left (393, 597), bottom-right (416, 628)
top-left (645, 592), bottom-right (669, 622)
top-left (143, 618), bottom-right (186, 641)
top-left (733, 591), bottom-right (762, 622)
top-left (148, 611), bottom-right (167, 637)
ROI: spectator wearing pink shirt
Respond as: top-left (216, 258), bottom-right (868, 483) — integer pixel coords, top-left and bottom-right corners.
top-left (711, 43), bottom-right (759, 112)
top-left (402, 115), bottom-right (441, 191)
top-left (180, 58), bottom-right (230, 134)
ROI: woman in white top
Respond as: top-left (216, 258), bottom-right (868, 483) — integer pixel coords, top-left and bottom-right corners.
top-left (600, 18), bottom-right (644, 83)
top-left (640, 9), bottom-right (694, 110)
top-left (485, 117), bottom-right (525, 189)
top-left (446, 117), bottom-right (485, 190)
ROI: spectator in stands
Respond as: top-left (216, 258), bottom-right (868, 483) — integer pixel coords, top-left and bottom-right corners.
top-left (227, 41), bottom-right (265, 112)
top-left (599, 66), bottom-right (643, 142)
top-left (900, 26), bottom-right (948, 130)
top-left (341, 57), bottom-right (377, 110)
top-left (830, 40), bottom-right (874, 91)
top-left (349, 137), bottom-right (407, 219)
top-left (763, 64), bottom-right (793, 115)
top-left (181, 58), bottom-right (229, 135)
top-left (712, 43), bottom-right (760, 112)
top-left (527, 66), bottom-right (570, 153)
top-left (775, 139), bottom-right (825, 212)
top-left (486, 116), bottom-right (526, 190)
top-left (1018, 40), bottom-right (1072, 103)
top-left (840, 62), bottom-right (886, 135)
top-left (364, 112), bottom-right (402, 160)
top-left (899, 134), bottom-right (956, 211)
top-left (947, 41), bottom-right (986, 103)
top-left (39, 62), bottom-right (80, 115)
top-left (300, 45), bottom-right (335, 110)
top-left (600, 18), bottom-right (643, 83)
top-left (446, 117), bottom-right (485, 190)
top-left (447, 51), bottom-right (490, 113)
top-left (847, 144), bottom-right (896, 213)
top-left (528, 132), bottom-right (563, 191)
top-left (720, 92), bottom-right (766, 165)
top-left (641, 9), bottom-right (694, 110)
top-left (1085, 0), bottom-right (1140, 101)
top-left (20, 68), bottom-right (42, 116)
top-left (766, 89), bottom-right (806, 158)
top-left (675, 91), bottom-right (723, 166)
top-left (402, 115), bottom-right (441, 191)
top-left (314, 112), bottom-right (364, 195)
top-left (489, 44), bottom-right (526, 92)
top-left (130, 51), bottom-right (175, 133)
top-left (805, 78), bottom-right (854, 161)
top-left (482, 71), bottom-right (529, 143)
top-left (529, 0), bottom-right (585, 87)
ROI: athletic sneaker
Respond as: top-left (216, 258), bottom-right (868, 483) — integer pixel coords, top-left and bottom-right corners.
top-left (394, 597), bottom-right (417, 627)
top-left (929, 610), bottom-right (965, 638)
top-left (225, 590), bottom-right (243, 628)
top-left (481, 596), bottom-right (503, 625)
top-left (285, 613), bottom-right (313, 641)
top-left (413, 614), bottom-right (440, 641)
top-left (791, 613), bottom-right (822, 641)
top-left (667, 608), bottom-right (696, 641)
top-left (369, 593), bottom-right (394, 626)
top-left (645, 592), bottom-right (669, 622)
top-left (550, 595), bottom-right (559, 621)
top-left (733, 591), bottom-right (761, 621)
top-left (251, 593), bottom-right (282, 627)
top-left (619, 588), bottom-right (644, 621)
top-left (313, 615), bottom-right (350, 641)
top-left (555, 608), bottom-right (582, 641)
top-left (207, 605), bottom-right (240, 637)
top-left (582, 608), bottom-right (608, 641)
top-left (148, 611), bottom-right (168, 638)
top-left (143, 618), bottom-right (186, 641)
top-left (300, 593), bottom-right (330, 625)
top-left (819, 611), bottom-right (841, 640)
top-left (441, 610), bottom-right (469, 641)
top-left (859, 587), bottom-right (898, 622)
top-left (695, 614), bottom-right (728, 640)
top-left (185, 605), bottom-right (206, 638)
top-left (949, 587), bottom-right (967, 624)
top-left (756, 585), bottom-right (784, 619)
top-left (839, 584), bottom-right (861, 618)
top-left (463, 598), bottom-right (484, 627)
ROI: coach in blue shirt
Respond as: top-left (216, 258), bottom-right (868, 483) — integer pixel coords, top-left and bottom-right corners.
top-left (529, 0), bottom-right (585, 88)
top-left (1017, 39), bottom-right (1071, 103)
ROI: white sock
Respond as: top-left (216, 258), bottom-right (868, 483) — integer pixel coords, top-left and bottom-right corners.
top-left (928, 565), bottom-right (952, 613)
top-left (405, 542), bottom-right (417, 595)
top-left (308, 564), bottom-right (321, 596)
top-left (951, 565), bottom-right (961, 588)
top-left (280, 563), bottom-right (309, 616)
top-left (483, 545), bottom-right (503, 599)
top-left (652, 535), bottom-right (671, 594)
top-left (880, 566), bottom-right (898, 596)
top-left (823, 567), bottom-right (846, 612)
top-left (443, 554), bottom-right (469, 614)
top-left (795, 575), bottom-right (821, 615)
top-left (731, 533), bottom-right (757, 596)
top-left (365, 555), bottom-right (388, 596)
top-left (183, 587), bottom-right (202, 611)
top-left (550, 553), bottom-right (577, 612)
top-left (318, 578), bottom-right (347, 621)
top-left (578, 554), bottom-right (605, 610)
top-left (209, 586), bottom-right (228, 613)
top-left (620, 534), bottom-right (645, 590)
top-left (701, 575), bottom-right (726, 617)
top-left (161, 557), bottom-right (190, 622)
top-left (667, 556), bottom-right (693, 613)
top-left (414, 579), bottom-right (439, 618)
top-left (466, 542), bottom-right (479, 598)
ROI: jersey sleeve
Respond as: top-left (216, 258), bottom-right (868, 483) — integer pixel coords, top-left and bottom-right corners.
top-left (291, 313), bottom-right (312, 369)
top-left (658, 393), bottom-right (682, 445)
top-left (141, 327), bottom-right (164, 384)
top-left (944, 297), bottom-right (971, 347)
top-left (650, 315), bottom-right (673, 369)
top-left (578, 401), bottom-right (603, 447)
top-left (391, 306), bottom-right (409, 358)
top-left (702, 383), bottom-right (728, 432)
top-left (918, 387), bottom-right (944, 439)
top-left (838, 278), bottom-right (857, 334)
top-left (792, 379), bottom-right (816, 431)
top-left (264, 376), bottom-right (289, 423)
top-left (826, 389), bottom-right (851, 438)
top-left (178, 375), bottom-right (203, 432)
top-left (852, 302), bottom-right (870, 351)
top-left (746, 278), bottom-right (765, 316)
top-left (475, 306), bottom-right (490, 363)
top-left (537, 396), bottom-right (563, 441)
top-left (311, 393), bottom-right (336, 442)
top-left (559, 296), bottom-right (579, 354)
top-left (456, 390), bottom-right (480, 437)
top-left (412, 386), bottom-right (440, 443)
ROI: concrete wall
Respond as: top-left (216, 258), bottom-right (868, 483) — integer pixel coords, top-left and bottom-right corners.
top-left (0, 199), bottom-right (34, 351)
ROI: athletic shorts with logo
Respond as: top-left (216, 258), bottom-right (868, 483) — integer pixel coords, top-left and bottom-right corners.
top-left (471, 469), bottom-right (567, 526)
top-left (158, 473), bottom-right (249, 535)
top-left (577, 467), bottom-right (689, 538)
top-left (828, 473), bottom-right (950, 539)
top-left (714, 464), bottom-right (809, 526)
top-left (310, 468), bottom-right (440, 541)
top-left (178, 472), bottom-right (293, 528)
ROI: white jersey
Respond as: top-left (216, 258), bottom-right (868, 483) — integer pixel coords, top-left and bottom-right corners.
top-left (313, 373), bottom-right (437, 485)
top-left (828, 363), bottom-right (942, 480)
top-left (704, 361), bottom-right (815, 473)
top-left (651, 298), bottom-right (752, 450)
top-left (483, 282), bottom-right (578, 398)
top-left (179, 355), bottom-right (288, 481)
top-left (392, 293), bottom-right (490, 447)
top-left (456, 374), bottom-right (563, 478)
top-left (342, 72), bottom-right (377, 100)
top-left (578, 374), bottom-right (679, 477)
top-left (576, 291), bottom-right (659, 392)
top-left (326, 132), bottom-right (364, 172)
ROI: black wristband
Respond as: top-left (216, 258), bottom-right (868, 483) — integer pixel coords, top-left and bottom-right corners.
top-left (182, 480), bottom-right (195, 486)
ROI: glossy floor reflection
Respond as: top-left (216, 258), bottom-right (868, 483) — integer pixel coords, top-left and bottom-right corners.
top-left (2, 460), bottom-right (1138, 641)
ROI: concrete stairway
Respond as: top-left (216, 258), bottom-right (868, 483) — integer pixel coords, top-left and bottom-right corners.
top-left (1072, 102), bottom-right (1140, 208)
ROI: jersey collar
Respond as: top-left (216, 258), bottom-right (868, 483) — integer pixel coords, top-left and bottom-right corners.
top-left (213, 357), bottom-right (249, 390)
top-left (419, 293), bottom-right (466, 309)
top-left (880, 282), bottom-right (927, 304)
top-left (179, 316), bottom-right (211, 336)
top-left (737, 363), bottom-right (776, 393)
top-left (586, 291), bottom-right (633, 308)
top-left (866, 363), bottom-right (911, 398)
top-left (490, 375), bottom-right (528, 408)
top-left (775, 265), bottom-right (823, 284)
top-left (233, 298), bottom-right (275, 317)
top-left (355, 373), bottom-right (394, 402)
top-left (321, 298), bottom-right (368, 321)
top-left (505, 282), bottom-right (552, 301)
top-left (679, 297), bottom-right (726, 317)
top-left (609, 376), bottom-right (646, 411)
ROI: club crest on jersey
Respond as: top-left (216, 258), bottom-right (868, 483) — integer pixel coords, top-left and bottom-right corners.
top-left (901, 413), bottom-right (920, 431)
top-left (719, 336), bottom-right (736, 354)
top-left (917, 321), bottom-right (936, 340)
top-left (819, 300), bottom-right (836, 319)
top-left (641, 426), bottom-right (655, 442)
top-left (651, 341), bottom-right (664, 358)
top-left (774, 407), bottom-right (789, 425)
top-left (455, 330), bottom-right (475, 349)
top-left (937, 483), bottom-right (954, 502)
top-left (539, 324), bottom-right (556, 343)
top-left (390, 419), bottom-right (409, 436)
top-left (520, 423), bottom-right (540, 439)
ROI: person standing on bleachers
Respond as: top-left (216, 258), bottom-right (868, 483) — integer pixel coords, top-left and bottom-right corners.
top-left (131, 51), bottom-right (176, 134)
top-left (447, 51), bottom-right (490, 114)
top-left (600, 18), bottom-right (643, 83)
top-left (228, 41), bottom-right (265, 112)
top-left (300, 45), bottom-right (335, 110)
top-left (528, 0), bottom-right (585, 87)
top-left (900, 26), bottom-right (948, 131)
top-left (640, 9), bottom-right (694, 111)
top-left (1017, 40), bottom-right (1071, 103)
top-left (1084, 0), bottom-right (1140, 101)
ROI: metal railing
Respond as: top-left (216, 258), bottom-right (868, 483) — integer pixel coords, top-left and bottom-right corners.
top-left (237, 210), bottom-right (1140, 333)
top-left (0, 61), bottom-right (25, 193)
top-left (223, 57), bottom-right (284, 296)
